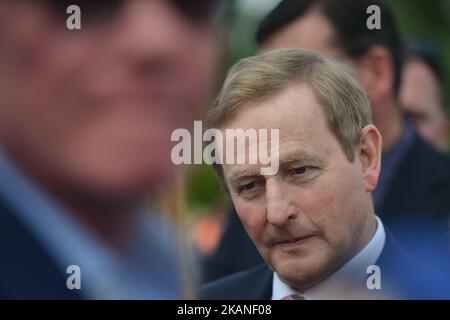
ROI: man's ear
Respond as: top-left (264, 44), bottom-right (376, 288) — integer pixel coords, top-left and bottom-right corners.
top-left (356, 46), bottom-right (395, 106)
top-left (358, 124), bottom-right (382, 193)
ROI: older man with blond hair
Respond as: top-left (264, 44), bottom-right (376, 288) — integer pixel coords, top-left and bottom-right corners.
top-left (199, 49), bottom-right (427, 300)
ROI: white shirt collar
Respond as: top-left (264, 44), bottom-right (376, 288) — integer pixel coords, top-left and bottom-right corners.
top-left (272, 216), bottom-right (386, 300)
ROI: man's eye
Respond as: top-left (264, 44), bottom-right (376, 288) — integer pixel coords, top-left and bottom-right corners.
top-left (291, 166), bottom-right (307, 175)
top-left (237, 180), bottom-right (263, 200)
top-left (239, 181), bottom-right (256, 192)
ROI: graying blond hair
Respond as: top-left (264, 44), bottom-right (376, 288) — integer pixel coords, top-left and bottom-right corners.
top-left (207, 48), bottom-right (372, 183)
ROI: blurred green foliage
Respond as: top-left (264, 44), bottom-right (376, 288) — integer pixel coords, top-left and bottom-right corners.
top-left (186, 164), bottom-right (224, 213)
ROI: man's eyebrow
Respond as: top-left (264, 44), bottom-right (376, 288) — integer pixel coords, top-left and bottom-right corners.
top-left (226, 150), bottom-right (327, 181)
top-left (227, 167), bottom-right (262, 184)
top-left (278, 150), bottom-right (327, 167)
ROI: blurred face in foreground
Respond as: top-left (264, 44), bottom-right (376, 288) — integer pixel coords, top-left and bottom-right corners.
top-left (222, 84), bottom-right (381, 290)
top-left (0, 0), bottom-right (217, 203)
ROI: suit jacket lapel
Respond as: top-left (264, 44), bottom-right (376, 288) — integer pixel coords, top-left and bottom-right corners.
top-left (251, 264), bottom-right (273, 300)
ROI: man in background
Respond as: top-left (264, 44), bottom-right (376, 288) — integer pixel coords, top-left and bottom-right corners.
top-left (400, 40), bottom-right (448, 151)
top-left (0, 0), bottom-right (219, 299)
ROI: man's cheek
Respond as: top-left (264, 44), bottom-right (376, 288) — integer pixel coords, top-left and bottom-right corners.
top-left (304, 189), bottom-right (348, 246)
top-left (302, 187), bottom-right (336, 223)
top-left (236, 204), bottom-right (265, 236)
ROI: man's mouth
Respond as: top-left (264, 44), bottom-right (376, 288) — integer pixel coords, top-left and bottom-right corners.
top-left (272, 235), bottom-right (314, 248)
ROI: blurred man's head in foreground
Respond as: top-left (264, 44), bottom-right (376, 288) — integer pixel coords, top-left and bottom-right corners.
top-left (0, 0), bottom-right (218, 208)
top-left (400, 40), bottom-right (448, 151)
top-left (256, 0), bottom-right (404, 151)
top-left (208, 49), bottom-right (382, 291)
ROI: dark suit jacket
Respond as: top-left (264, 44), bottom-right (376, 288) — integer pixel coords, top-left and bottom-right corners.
top-left (199, 229), bottom-right (440, 300)
top-left (0, 197), bottom-right (83, 300)
top-left (202, 134), bottom-right (450, 282)
top-left (379, 133), bottom-right (450, 219)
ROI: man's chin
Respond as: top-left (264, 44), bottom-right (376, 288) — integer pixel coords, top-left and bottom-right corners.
top-left (272, 255), bottom-right (328, 290)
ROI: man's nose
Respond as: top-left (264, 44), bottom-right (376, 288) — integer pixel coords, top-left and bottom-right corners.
top-left (265, 181), bottom-right (298, 227)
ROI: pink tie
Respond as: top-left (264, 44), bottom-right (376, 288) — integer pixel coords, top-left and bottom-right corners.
top-left (281, 294), bottom-right (305, 300)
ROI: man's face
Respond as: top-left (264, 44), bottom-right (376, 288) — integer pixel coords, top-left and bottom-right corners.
top-left (221, 84), bottom-right (375, 290)
top-left (0, 0), bottom-right (217, 199)
top-left (400, 58), bottom-right (448, 151)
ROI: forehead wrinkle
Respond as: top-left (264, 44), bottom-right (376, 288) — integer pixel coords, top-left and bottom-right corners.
top-left (226, 165), bottom-right (262, 184)
top-left (278, 147), bottom-right (328, 167)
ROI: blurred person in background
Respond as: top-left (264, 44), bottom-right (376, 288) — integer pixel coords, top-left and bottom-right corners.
top-left (400, 39), bottom-right (449, 151)
top-left (203, 0), bottom-right (450, 283)
top-left (0, 0), bottom-right (219, 299)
